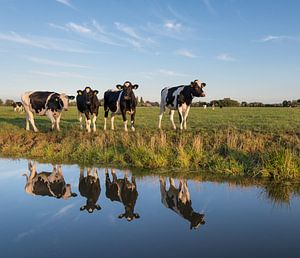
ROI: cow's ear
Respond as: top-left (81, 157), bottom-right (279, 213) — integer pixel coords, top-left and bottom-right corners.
top-left (133, 84), bottom-right (139, 90)
top-left (95, 204), bottom-right (101, 210)
top-left (134, 213), bottom-right (140, 219)
top-left (80, 206), bottom-right (86, 211)
top-left (116, 84), bottom-right (123, 90)
top-left (118, 214), bottom-right (125, 219)
top-left (77, 90), bottom-right (83, 95)
top-left (71, 192), bottom-right (77, 197)
top-left (93, 90), bottom-right (99, 95)
top-left (68, 95), bottom-right (75, 100)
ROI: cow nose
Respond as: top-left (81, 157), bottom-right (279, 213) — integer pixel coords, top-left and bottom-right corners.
top-left (202, 83), bottom-right (206, 87)
top-left (201, 93), bottom-right (205, 97)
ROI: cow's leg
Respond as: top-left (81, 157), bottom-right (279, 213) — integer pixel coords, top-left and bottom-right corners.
top-left (158, 104), bottom-right (165, 129)
top-left (169, 110), bottom-right (176, 130)
top-left (25, 112), bottom-right (30, 131)
top-left (79, 167), bottom-right (84, 180)
top-left (104, 109), bottom-right (109, 130)
top-left (85, 112), bottom-right (91, 133)
top-left (130, 112), bottom-right (135, 131)
top-left (159, 176), bottom-right (167, 205)
top-left (55, 113), bottom-right (61, 131)
top-left (92, 114), bottom-right (97, 132)
top-left (183, 180), bottom-right (190, 202)
top-left (93, 168), bottom-right (98, 180)
top-left (27, 110), bottom-right (39, 132)
top-left (111, 113), bottom-right (115, 130)
top-left (46, 110), bottom-right (56, 131)
top-left (169, 178), bottom-right (175, 188)
top-left (183, 106), bottom-right (190, 130)
top-left (178, 106), bottom-right (184, 130)
top-left (121, 110), bottom-right (128, 132)
top-left (79, 112), bottom-right (83, 130)
top-left (111, 169), bottom-right (117, 182)
top-left (28, 161), bottom-right (37, 180)
top-left (87, 167), bottom-right (91, 176)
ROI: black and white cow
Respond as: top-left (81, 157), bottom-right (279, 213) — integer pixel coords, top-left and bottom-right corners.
top-left (76, 87), bottom-right (100, 133)
top-left (158, 80), bottom-right (206, 130)
top-left (23, 161), bottom-right (77, 199)
top-left (21, 91), bottom-right (75, 132)
top-left (103, 81), bottom-right (139, 131)
top-left (12, 101), bottom-right (24, 112)
top-left (79, 167), bottom-right (101, 213)
top-left (159, 177), bottom-right (205, 230)
top-left (105, 169), bottom-right (140, 221)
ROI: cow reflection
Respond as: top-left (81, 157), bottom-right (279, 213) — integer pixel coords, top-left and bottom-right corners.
top-left (160, 177), bottom-right (205, 229)
top-left (105, 169), bottom-right (140, 221)
top-left (79, 168), bottom-right (101, 213)
top-left (23, 161), bottom-right (77, 199)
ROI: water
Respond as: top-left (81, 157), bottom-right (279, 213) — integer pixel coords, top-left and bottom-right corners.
top-left (0, 158), bottom-right (300, 258)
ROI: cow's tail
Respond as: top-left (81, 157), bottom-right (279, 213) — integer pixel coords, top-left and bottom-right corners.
top-left (22, 173), bottom-right (28, 181)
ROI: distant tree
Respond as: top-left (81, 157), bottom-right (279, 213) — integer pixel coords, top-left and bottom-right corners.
top-left (282, 100), bottom-right (291, 107)
top-left (5, 99), bottom-right (14, 106)
top-left (140, 97), bottom-right (144, 106)
top-left (241, 101), bottom-right (248, 107)
top-left (0, 99), bottom-right (3, 106)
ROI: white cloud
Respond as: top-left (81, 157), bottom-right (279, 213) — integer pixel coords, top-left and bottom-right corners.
top-left (66, 22), bottom-right (91, 34)
top-left (257, 35), bottom-right (300, 43)
top-left (159, 69), bottom-right (189, 77)
top-left (53, 204), bottom-right (75, 218)
top-left (27, 56), bottom-right (90, 68)
top-left (0, 31), bottom-right (94, 53)
top-left (164, 21), bottom-right (182, 32)
top-left (55, 0), bottom-right (75, 9)
top-left (202, 0), bottom-right (217, 15)
top-left (176, 49), bottom-right (196, 58)
top-left (217, 53), bottom-right (237, 62)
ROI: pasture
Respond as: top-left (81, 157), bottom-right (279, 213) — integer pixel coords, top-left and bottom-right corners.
top-left (0, 106), bottom-right (299, 179)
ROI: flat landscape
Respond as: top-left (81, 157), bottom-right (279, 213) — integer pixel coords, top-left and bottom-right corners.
top-left (0, 106), bottom-right (299, 179)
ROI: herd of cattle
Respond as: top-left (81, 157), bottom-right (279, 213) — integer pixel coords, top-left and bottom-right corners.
top-left (16, 79), bottom-right (206, 132)
top-left (23, 161), bottom-right (205, 229)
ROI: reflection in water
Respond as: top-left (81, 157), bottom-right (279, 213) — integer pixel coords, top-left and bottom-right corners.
top-left (79, 167), bottom-right (101, 213)
top-left (160, 177), bottom-right (205, 230)
top-left (23, 161), bottom-right (77, 199)
top-left (105, 168), bottom-right (140, 221)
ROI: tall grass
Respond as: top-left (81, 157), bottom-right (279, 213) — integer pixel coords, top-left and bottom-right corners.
top-left (0, 106), bottom-right (299, 179)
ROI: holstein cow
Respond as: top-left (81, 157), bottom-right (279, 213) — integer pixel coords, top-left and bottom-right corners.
top-left (21, 91), bottom-right (75, 132)
top-left (158, 79), bottom-right (206, 130)
top-left (105, 169), bottom-right (140, 221)
top-left (12, 101), bottom-right (24, 112)
top-left (23, 161), bottom-right (77, 199)
top-left (103, 81), bottom-right (139, 131)
top-left (160, 177), bottom-right (205, 230)
top-left (79, 167), bottom-right (101, 213)
top-left (76, 86), bottom-right (100, 133)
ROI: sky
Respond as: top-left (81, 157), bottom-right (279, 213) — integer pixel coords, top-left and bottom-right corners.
top-left (0, 0), bottom-right (299, 103)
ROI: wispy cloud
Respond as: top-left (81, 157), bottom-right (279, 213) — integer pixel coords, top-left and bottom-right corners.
top-left (66, 22), bottom-right (91, 34)
top-left (164, 21), bottom-right (182, 32)
top-left (202, 0), bottom-right (217, 15)
top-left (257, 35), bottom-right (300, 43)
top-left (217, 53), bottom-right (237, 62)
top-left (55, 0), bottom-right (75, 9)
top-left (0, 31), bottom-right (94, 53)
top-left (176, 49), bottom-right (196, 58)
top-left (159, 69), bottom-right (189, 77)
top-left (27, 56), bottom-right (90, 68)
top-left (53, 204), bottom-right (75, 218)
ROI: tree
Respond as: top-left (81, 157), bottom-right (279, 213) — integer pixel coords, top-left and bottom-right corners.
top-left (5, 99), bottom-right (14, 106)
top-left (0, 99), bottom-right (3, 106)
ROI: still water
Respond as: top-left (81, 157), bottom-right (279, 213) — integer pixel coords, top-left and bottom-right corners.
top-left (0, 158), bottom-right (300, 258)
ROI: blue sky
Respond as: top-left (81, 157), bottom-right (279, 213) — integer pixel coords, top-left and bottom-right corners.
top-left (0, 0), bottom-right (299, 102)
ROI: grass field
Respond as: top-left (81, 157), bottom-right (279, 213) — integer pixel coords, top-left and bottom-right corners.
top-left (0, 106), bottom-right (299, 179)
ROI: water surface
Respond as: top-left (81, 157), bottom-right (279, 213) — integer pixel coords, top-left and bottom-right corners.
top-left (0, 158), bottom-right (299, 258)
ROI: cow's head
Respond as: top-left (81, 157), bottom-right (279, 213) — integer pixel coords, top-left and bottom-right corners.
top-left (118, 208), bottom-right (140, 222)
top-left (190, 80), bottom-right (206, 97)
top-left (62, 184), bottom-right (77, 199)
top-left (77, 87), bottom-right (99, 107)
top-left (190, 212), bottom-right (205, 230)
top-left (116, 81), bottom-right (139, 101)
top-left (80, 201), bottom-right (101, 213)
top-left (59, 93), bottom-right (75, 111)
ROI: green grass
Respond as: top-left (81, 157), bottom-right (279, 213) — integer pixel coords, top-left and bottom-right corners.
top-left (0, 106), bottom-right (299, 179)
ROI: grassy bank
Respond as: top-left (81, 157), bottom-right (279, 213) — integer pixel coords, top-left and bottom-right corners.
top-left (0, 106), bottom-right (299, 179)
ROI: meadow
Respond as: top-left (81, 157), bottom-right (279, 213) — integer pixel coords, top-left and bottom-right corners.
top-left (0, 106), bottom-right (299, 179)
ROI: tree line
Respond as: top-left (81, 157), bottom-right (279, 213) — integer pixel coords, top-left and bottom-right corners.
top-left (1, 97), bottom-right (299, 107)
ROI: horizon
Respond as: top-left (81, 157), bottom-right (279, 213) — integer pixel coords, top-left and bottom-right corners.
top-left (0, 0), bottom-right (299, 103)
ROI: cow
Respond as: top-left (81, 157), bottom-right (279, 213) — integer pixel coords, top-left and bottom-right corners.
top-left (105, 169), bottom-right (140, 221)
top-left (12, 101), bottom-right (24, 112)
top-left (79, 167), bottom-right (101, 213)
top-left (159, 177), bottom-right (205, 230)
top-left (23, 161), bottom-right (77, 199)
top-left (103, 81), bottom-right (139, 131)
top-left (158, 79), bottom-right (206, 130)
top-left (21, 91), bottom-right (75, 132)
top-left (76, 86), bottom-right (100, 133)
